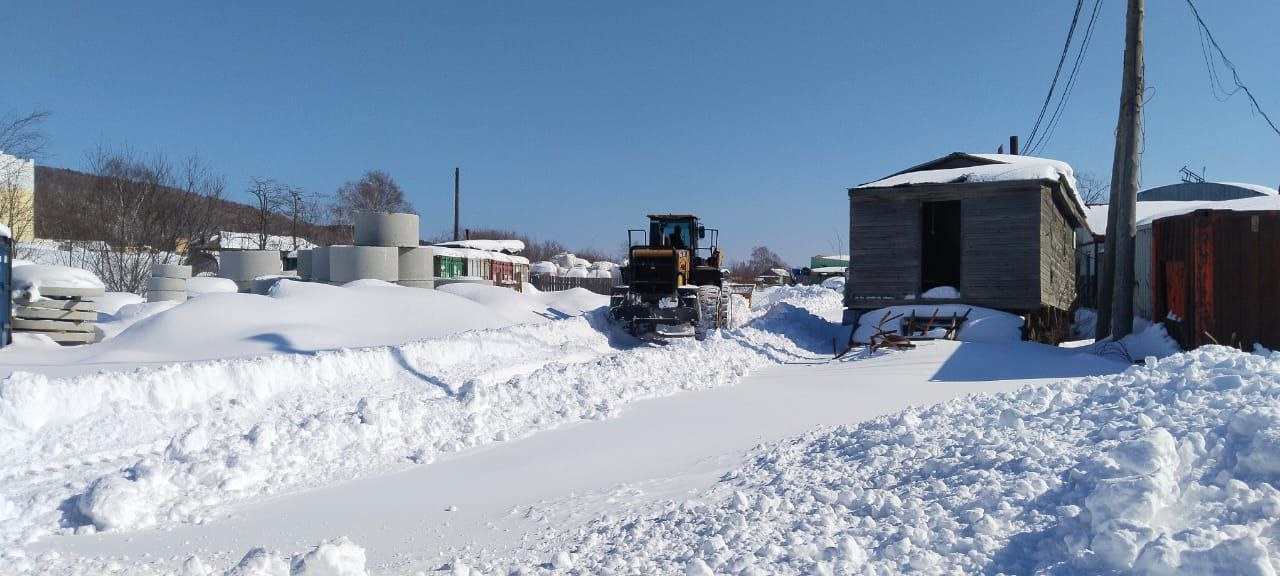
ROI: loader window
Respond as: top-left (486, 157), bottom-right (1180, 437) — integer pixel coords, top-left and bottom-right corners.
top-left (658, 221), bottom-right (693, 249)
top-left (921, 200), bottom-right (961, 292)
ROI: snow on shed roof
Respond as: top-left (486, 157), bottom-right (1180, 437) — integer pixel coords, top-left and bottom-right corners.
top-left (434, 239), bottom-right (526, 254)
top-left (856, 152), bottom-right (1085, 219)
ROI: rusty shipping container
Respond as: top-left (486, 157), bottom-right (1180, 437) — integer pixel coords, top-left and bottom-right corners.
top-left (1151, 209), bottom-right (1280, 350)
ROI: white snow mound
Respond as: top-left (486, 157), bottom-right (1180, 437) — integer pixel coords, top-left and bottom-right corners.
top-left (520, 345), bottom-right (1280, 575)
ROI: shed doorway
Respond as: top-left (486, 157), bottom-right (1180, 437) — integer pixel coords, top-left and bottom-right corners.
top-left (921, 200), bottom-right (962, 292)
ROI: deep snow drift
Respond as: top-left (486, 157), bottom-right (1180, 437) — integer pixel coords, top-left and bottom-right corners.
top-left (0, 285), bottom-right (843, 563)
top-left (485, 346), bottom-right (1280, 575)
top-left (0, 280), bottom-right (605, 378)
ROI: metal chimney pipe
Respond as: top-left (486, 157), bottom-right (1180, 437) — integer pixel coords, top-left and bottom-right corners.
top-left (453, 167), bottom-right (461, 241)
top-left (1009, 135), bottom-right (1019, 155)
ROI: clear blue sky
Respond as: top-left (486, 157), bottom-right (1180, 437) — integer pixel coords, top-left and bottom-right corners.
top-left (5, 1), bottom-right (1278, 264)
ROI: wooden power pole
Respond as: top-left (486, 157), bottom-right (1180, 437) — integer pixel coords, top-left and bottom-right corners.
top-left (1098, 0), bottom-right (1144, 340)
top-left (453, 167), bottom-right (461, 241)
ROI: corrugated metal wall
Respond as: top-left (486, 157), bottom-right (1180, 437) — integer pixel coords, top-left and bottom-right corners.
top-left (1152, 210), bottom-right (1280, 350)
top-left (1134, 226), bottom-right (1153, 320)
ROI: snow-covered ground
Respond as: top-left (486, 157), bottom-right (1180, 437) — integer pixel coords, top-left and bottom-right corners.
top-left (495, 346), bottom-right (1280, 575)
top-left (4, 280), bottom-right (1191, 575)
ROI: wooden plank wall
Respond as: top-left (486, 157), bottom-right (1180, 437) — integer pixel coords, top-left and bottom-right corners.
top-left (963, 189), bottom-right (1040, 308)
top-left (848, 182), bottom-right (1059, 312)
top-left (848, 197), bottom-right (920, 300)
top-left (1038, 186), bottom-right (1078, 311)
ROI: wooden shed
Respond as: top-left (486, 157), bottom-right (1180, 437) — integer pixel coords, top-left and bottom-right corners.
top-left (1151, 206), bottom-right (1280, 350)
top-left (845, 152), bottom-right (1088, 341)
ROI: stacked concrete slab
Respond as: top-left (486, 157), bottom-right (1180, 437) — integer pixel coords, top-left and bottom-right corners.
top-left (13, 286), bottom-right (103, 345)
top-left (147, 264), bottom-right (191, 302)
top-left (218, 250), bottom-right (284, 292)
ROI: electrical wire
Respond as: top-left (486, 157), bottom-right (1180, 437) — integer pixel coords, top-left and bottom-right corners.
top-left (1027, 0), bottom-right (1104, 156)
top-left (1025, 0), bottom-right (1086, 154)
top-left (1186, 0), bottom-right (1280, 137)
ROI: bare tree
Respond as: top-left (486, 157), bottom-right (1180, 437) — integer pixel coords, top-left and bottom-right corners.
top-left (331, 170), bottom-right (415, 229)
top-left (1077, 171), bottom-right (1110, 206)
top-left (0, 109), bottom-right (50, 249)
top-left (748, 245), bottom-right (787, 274)
top-left (247, 177), bottom-right (287, 250)
top-left (74, 147), bottom-right (226, 292)
top-left (728, 246), bottom-right (789, 284)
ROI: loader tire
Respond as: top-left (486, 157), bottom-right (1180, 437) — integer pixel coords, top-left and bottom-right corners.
top-left (695, 285), bottom-right (722, 340)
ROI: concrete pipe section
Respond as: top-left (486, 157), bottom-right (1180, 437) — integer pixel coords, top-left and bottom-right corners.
top-left (311, 247), bottom-right (330, 282)
top-left (219, 250), bottom-right (284, 290)
top-left (296, 250), bottom-right (313, 280)
top-left (151, 264), bottom-right (192, 279)
top-left (397, 280), bottom-right (435, 289)
top-left (146, 290), bottom-right (188, 302)
top-left (328, 245), bottom-right (399, 283)
top-left (354, 212), bottom-right (420, 247)
top-left (146, 277), bottom-right (187, 292)
top-left (398, 247), bottom-right (433, 281)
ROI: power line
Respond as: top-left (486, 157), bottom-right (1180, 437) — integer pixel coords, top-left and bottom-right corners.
top-left (1029, 0), bottom-right (1104, 156)
top-left (1025, 0), bottom-right (1086, 154)
top-left (1185, 0), bottom-right (1280, 137)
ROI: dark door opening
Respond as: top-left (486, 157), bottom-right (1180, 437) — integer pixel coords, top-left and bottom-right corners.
top-left (921, 200), bottom-right (962, 292)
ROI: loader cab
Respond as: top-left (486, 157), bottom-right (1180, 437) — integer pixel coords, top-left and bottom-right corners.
top-left (650, 216), bottom-right (698, 250)
top-left (637, 214), bottom-right (719, 266)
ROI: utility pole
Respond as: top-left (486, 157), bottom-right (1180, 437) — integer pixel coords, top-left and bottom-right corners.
top-left (453, 167), bottom-right (461, 241)
top-left (1098, 0), bottom-right (1144, 340)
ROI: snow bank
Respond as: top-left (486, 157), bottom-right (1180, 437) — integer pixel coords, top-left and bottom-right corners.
top-left (921, 285), bottom-right (960, 299)
top-left (1085, 323), bottom-right (1182, 364)
top-left (11, 264), bottom-right (104, 299)
top-left (95, 301), bottom-right (181, 340)
top-left (187, 276), bottom-right (239, 297)
top-left (0, 281), bottom-right (609, 378)
top-left (513, 345), bottom-right (1280, 575)
top-left (92, 292), bottom-right (145, 316)
top-left (820, 275), bottom-right (845, 292)
top-left (854, 304), bottom-right (1023, 343)
top-left (0, 285), bottom-right (844, 547)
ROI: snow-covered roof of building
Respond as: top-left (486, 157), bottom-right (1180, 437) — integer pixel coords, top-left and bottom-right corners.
top-left (812, 254), bottom-right (849, 262)
top-left (431, 245), bottom-right (530, 265)
top-left (1216, 182), bottom-right (1278, 196)
top-left (213, 231), bottom-right (318, 252)
top-left (434, 239), bottom-right (525, 254)
top-left (0, 223), bottom-right (10, 239)
top-left (856, 152), bottom-right (1085, 219)
top-left (1086, 195), bottom-right (1280, 234)
top-left (1136, 181), bottom-right (1278, 202)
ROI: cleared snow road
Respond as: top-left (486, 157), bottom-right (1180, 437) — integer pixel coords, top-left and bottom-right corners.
top-left (41, 339), bottom-right (1124, 573)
